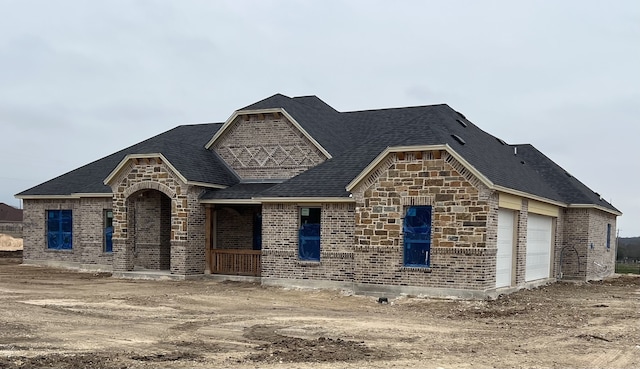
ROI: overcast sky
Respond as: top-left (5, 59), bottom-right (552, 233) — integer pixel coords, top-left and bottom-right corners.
top-left (1, 1), bottom-right (638, 236)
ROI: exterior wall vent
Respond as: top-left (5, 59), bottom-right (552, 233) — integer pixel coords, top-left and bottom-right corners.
top-left (451, 134), bottom-right (466, 145)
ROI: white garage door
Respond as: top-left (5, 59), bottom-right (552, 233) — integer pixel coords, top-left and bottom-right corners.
top-left (525, 214), bottom-right (553, 282)
top-left (496, 209), bottom-right (515, 288)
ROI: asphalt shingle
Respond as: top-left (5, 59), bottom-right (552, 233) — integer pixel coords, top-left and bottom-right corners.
top-left (17, 93), bottom-right (619, 213)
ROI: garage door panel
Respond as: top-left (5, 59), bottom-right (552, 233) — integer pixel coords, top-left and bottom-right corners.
top-left (526, 214), bottom-right (553, 282)
top-left (496, 209), bottom-right (515, 288)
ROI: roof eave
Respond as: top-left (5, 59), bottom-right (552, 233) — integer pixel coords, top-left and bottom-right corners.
top-left (493, 185), bottom-right (567, 208)
top-left (199, 198), bottom-right (262, 205)
top-left (567, 203), bottom-right (622, 216)
top-left (16, 193), bottom-right (113, 200)
top-left (255, 197), bottom-right (354, 203)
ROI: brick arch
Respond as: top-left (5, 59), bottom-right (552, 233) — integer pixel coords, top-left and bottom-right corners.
top-left (123, 181), bottom-right (177, 200)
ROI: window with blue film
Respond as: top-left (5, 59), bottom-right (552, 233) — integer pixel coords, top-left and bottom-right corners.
top-left (606, 223), bottom-right (611, 250)
top-left (104, 210), bottom-right (114, 253)
top-left (253, 212), bottom-right (262, 250)
top-left (403, 206), bottom-right (432, 266)
top-left (47, 210), bottom-right (73, 250)
top-left (299, 207), bottom-right (321, 261)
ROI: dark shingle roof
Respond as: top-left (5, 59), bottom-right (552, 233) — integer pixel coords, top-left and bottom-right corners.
top-left (200, 183), bottom-right (278, 200)
top-left (17, 123), bottom-right (238, 197)
top-left (513, 144), bottom-right (617, 210)
top-left (17, 93), bottom-right (619, 213)
top-left (258, 100), bottom-right (619, 213)
top-left (240, 94), bottom-right (351, 156)
top-left (0, 203), bottom-right (23, 222)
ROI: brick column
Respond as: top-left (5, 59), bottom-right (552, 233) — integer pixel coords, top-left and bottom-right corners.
top-left (514, 200), bottom-right (528, 285)
top-left (112, 238), bottom-right (133, 271)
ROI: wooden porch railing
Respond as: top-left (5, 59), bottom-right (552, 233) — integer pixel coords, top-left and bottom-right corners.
top-left (211, 249), bottom-right (261, 277)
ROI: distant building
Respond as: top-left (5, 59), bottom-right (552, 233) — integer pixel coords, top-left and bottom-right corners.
top-left (16, 94), bottom-right (621, 298)
top-left (0, 203), bottom-right (23, 223)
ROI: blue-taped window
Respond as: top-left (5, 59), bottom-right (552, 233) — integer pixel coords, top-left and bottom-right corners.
top-left (47, 210), bottom-right (73, 250)
top-left (403, 206), bottom-right (432, 266)
top-left (606, 223), bottom-right (611, 250)
top-left (253, 212), bottom-right (262, 250)
top-left (299, 207), bottom-right (321, 261)
top-left (104, 210), bottom-right (113, 253)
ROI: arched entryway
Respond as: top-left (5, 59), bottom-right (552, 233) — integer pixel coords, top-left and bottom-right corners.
top-left (126, 189), bottom-right (172, 270)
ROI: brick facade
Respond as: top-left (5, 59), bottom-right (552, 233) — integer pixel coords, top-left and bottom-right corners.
top-left (216, 206), bottom-right (257, 249)
top-left (212, 114), bottom-right (328, 180)
top-left (561, 208), bottom-right (616, 280)
top-left (19, 114), bottom-right (618, 296)
top-left (22, 197), bottom-right (113, 268)
top-left (261, 203), bottom-right (355, 282)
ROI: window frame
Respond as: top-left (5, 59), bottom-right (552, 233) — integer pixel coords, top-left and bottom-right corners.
top-left (402, 205), bottom-right (432, 267)
top-left (606, 223), bottom-right (611, 250)
top-left (104, 209), bottom-right (114, 253)
top-left (298, 206), bottom-right (321, 261)
top-left (46, 209), bottom-right (73, 250)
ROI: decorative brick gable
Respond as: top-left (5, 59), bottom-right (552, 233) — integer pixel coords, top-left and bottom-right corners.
top-left (211, 114), bottom-right (328, 180)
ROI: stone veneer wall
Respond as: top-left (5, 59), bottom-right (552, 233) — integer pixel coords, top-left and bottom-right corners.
top-left (109, 157), bottom-right (205, 275)
top-left (350, 150), bottom-right (496, 291)
top-left (261, 203), bottom-right (355, 282)
top-left (212, 114), bottom-right (328, 180)
top-left (22, 197), bottom-right (113, 267)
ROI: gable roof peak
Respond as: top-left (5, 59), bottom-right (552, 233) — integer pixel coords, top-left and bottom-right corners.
top-left (239, 93), bottom-right (292, 111)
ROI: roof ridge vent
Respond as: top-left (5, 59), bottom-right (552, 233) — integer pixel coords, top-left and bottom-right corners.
top-left (451, 134), bottom-right (466, 145)
top-left (456, 111), bottom-right (466, 119)
top-left (456, 119), bottom-right (468, 128)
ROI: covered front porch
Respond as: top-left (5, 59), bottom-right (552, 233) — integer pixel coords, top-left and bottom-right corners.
top-left (205, 204), bottom-right (262, 277)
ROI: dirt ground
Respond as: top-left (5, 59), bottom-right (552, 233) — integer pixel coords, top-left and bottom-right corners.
top-left (0, 256), bottom-right (638, 369)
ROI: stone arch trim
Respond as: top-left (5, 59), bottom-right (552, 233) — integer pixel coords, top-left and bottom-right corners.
top-left (123, 181), bottom-right (177, 200)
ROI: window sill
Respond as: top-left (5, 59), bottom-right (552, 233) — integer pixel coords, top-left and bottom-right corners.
top-left (297, 260), bottom-right (321, 267)
top-left (46, 248), bottom-right (73, 252)
top-left (401, 266), bottom-right (432, 273)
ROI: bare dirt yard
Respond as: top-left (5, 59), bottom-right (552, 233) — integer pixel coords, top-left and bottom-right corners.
top-left (0, 256), bottom-right (638, 369)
